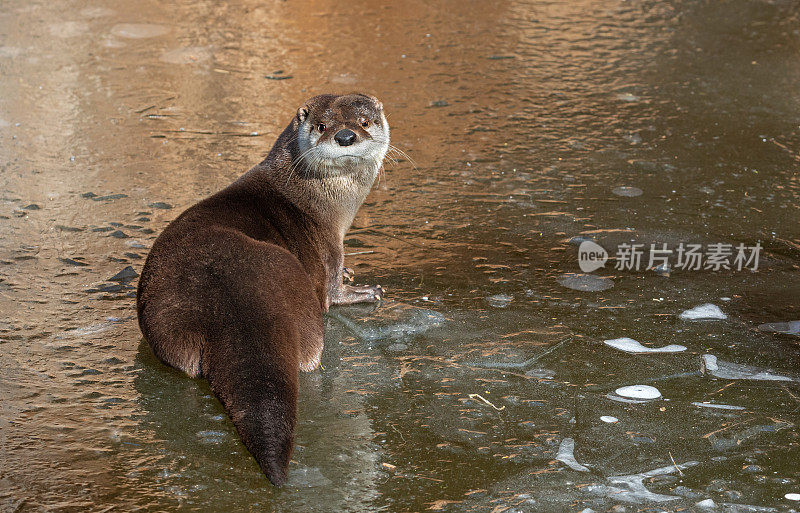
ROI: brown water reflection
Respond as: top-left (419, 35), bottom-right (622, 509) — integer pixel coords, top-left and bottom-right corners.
top-left (1, 0), bottom-right (799, 511)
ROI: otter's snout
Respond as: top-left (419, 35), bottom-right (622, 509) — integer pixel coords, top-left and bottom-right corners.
top-left (334, 129), bottom-right (356, 147)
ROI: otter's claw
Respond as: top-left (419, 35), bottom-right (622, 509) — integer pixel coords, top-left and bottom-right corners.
top-left (342, 267), bottom-right (355, 283)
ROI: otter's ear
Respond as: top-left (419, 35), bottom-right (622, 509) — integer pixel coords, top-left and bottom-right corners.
top-left (297, 106), bottom-right (309, 122)
top-left (355, 93), bottom-right (382, 111)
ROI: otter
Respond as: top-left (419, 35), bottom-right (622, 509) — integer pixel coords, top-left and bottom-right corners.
top-left (136, 93), bottom-right (389, 486)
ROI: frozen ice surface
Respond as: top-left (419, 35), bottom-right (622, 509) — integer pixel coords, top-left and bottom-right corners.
top-left (288, 466), bottom-right (333, 487)
top-left (701, 354), bottom-right (795, 382)
top-left (680, 304), bottom-right (727, 320)
top-left (331, 303), bottom-right (445, 343)
top-left (604, 337), bottom-right (686, 353)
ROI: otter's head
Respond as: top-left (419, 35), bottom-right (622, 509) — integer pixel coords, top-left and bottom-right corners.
top-left (295, 93), bottom-right (389, 178)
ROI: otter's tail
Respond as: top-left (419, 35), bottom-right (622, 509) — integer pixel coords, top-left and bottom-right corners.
top-left (202, 323), bottom-right (300, 486)
top-left (139, 235), bottom-right (324, 486)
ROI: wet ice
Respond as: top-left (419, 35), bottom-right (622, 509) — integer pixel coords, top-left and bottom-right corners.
top-left (557, 273), bottom-right (614, 292)
top-left (701, 354), bottom-right (795, 382)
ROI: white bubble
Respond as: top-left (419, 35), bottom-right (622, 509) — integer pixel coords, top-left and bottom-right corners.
top-left (604, 337), bottom-right (686, 354)
top-left (615, 385), bottom-right (662, 400)
top-left (680, 304), bottom-right (726, 320)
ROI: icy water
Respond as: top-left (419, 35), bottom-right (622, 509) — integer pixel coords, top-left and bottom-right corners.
top-left (1, 0), bottom-right (800, 511)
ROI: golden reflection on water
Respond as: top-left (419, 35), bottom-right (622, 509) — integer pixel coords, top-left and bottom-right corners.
top-left (1, 0), bottom-right (799, 510)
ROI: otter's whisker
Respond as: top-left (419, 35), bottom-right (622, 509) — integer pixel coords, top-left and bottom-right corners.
top-left (286, 145), bottom-right (319, 185)
top-left (387, 145), bottom-right (417, 169)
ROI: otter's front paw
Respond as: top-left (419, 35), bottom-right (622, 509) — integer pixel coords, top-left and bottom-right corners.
top-left (342, 267), bottom-right (355, 283)
top-left (333, 284), bottom-right (384, 305)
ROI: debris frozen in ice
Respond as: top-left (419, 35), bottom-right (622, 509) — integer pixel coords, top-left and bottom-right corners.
top-left (614, 385), bottom-right (662, 400)
top-left (680, 304), bottom-right (727, 320)
top-left (653, 262), bottom-right (671, 276)
top-left (557, 273), bottom-right (614, 292)
top-left (615, 92), bottom-right (641, 102)
top-left (556, 438), bottom-right (590, 472)
top-left (567, 235), bottom-right (595, 246)
top-left (524, 367), bottom-right (555, 379)
top-left (600, 416), bottom-right (618, 423)
top-left (757, 320), bottom-right (800, 337)
top-left (705, 418), bottom-right (794, 451)
top-left (691, 401), bottom-right (746, 411)
top-left (604, 337), bottom-right (686, 354)
top-left (715, 503), bottom-right (779, 512)
top-left (624, 132), bottom-right (642, 145)
top-left (701, 354), bottom-right (795, 382)
top-left (587, 461), bottom-right (699, 502)
top-left (160, 46), bottom-right (212, 64)
top-left (196, 430), bottom-right (228, 444)
top-left (111, 23), bottom-right (170, 39)
top-left (51, 317), bottom-right (130, 340)
top-left (612, 186), bottom-right (643, 197)
top-left (48, 21), bottom-right (89, 38)
top-left (486, 293), bottom-right (514, 308)
top-left (0, 46), bottom-right (23, 58)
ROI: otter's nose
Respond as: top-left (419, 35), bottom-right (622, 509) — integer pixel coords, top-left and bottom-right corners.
top-left (334, 129), bottom-right (357, 147)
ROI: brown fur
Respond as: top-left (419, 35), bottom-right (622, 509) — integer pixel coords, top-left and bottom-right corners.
top-left (136, 93), bottom-right (388, 485)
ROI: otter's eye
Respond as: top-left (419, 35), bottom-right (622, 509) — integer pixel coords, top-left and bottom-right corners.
top-left (316, 123), bottom-right (326, 132)
top-left (360, 119), bottom-right (370, 129)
